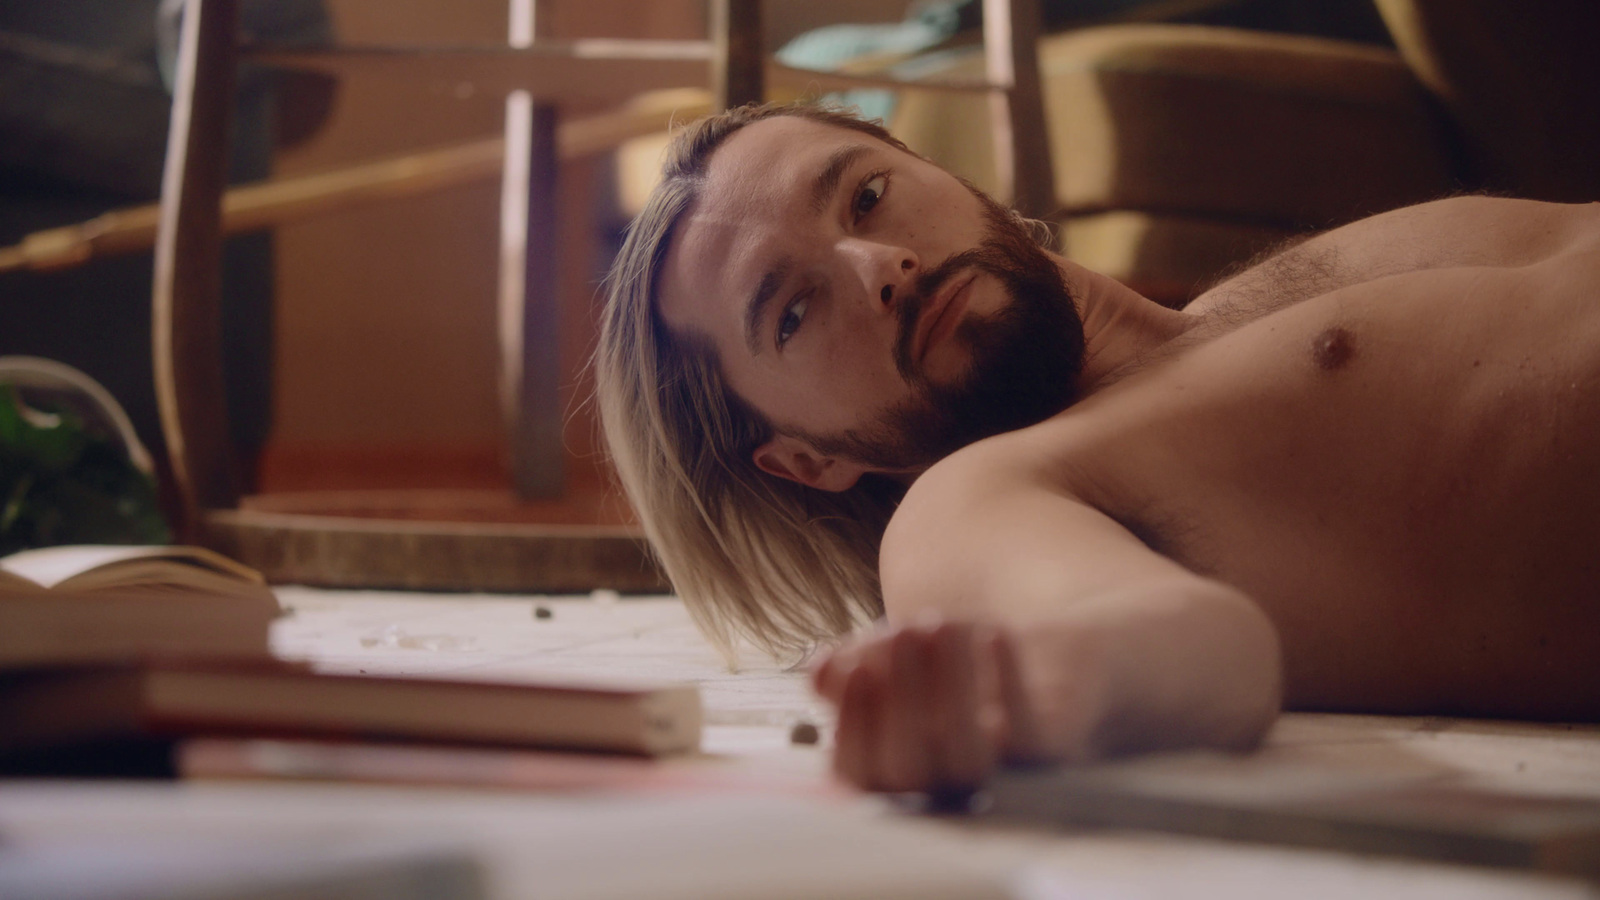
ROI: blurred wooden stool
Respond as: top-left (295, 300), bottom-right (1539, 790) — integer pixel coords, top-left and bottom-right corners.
top-left (155, 0), bottom-right (1050, 592)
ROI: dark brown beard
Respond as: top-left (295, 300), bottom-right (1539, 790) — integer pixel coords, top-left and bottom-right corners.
top-left (794, 194), bottom-right (1086, 472)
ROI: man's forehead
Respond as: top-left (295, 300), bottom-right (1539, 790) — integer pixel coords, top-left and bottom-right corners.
top-left (703, 115), bottom-right (889, 197)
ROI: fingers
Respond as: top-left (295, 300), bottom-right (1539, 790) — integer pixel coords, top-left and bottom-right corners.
top-left (816, 620), bottom-right (1000, 793)
top-left (810, 639), bottom-right (863, 702)
top-left (875, 628), bottom-right (934, 791)
top-left (930, 622), bottom-right (994, 787)
top-left (810, 646), bottom-right (841, 699)
top-left (990, 626), bottom-right (1049, 763)
top-left (832, 663), bottom-right (876, 787)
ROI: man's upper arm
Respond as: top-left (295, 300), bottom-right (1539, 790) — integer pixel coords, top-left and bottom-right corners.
top-left (879, 449), bottom-right (1206, 624)
top-left (878, 444), bottom-right (1284, 757)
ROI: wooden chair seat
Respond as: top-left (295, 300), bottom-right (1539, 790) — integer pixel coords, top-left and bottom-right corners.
top-left (204, 506), bottom-right (661, 593)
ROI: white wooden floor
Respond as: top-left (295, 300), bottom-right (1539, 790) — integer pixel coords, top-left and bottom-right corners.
top-left (266, 588), bottom-right (1600, 798)
top-left (268, 587), bottom-right (833, 764)
top-left (1, 587), bottom-right (1597, 899)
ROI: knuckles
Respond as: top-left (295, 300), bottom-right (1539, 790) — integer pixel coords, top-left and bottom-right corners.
top-left (815, 617), bottom-right (1010, 793)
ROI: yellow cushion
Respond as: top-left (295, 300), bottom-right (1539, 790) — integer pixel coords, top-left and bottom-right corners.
top-left (891, 24), bottom-right (1456, 228)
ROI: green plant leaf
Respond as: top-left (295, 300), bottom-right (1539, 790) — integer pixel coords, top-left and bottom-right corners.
top-left (0, 383), bottom-right (170, 554)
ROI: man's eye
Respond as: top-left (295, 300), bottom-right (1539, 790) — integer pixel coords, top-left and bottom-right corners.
top-left (777, 296), bottom-right (808, 348)
top-left (854, 173), bottom-right (888, 220)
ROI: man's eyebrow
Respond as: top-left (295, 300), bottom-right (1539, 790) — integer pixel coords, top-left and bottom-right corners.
top-left (810, 144), bottom-right (873, 215)
top-left (744, 258), bottom-right (792, 356)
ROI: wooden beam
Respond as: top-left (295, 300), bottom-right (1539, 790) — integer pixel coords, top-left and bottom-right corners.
top-left (248, 41), bottom-right (715, 105)
top-left (0, 92), bottom-right (712, 274)
top-left (767, 61), bottom-right (995, 96)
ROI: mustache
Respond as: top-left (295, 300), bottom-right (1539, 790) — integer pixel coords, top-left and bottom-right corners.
top-left (893, 244), bottom-right (1001, 380)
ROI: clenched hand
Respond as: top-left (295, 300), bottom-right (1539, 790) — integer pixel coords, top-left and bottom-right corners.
top-left (811, 619), bottom-right (1064, 793)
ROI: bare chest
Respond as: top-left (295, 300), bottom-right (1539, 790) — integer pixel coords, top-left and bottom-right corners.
top-left (1110, 265), bottom-right (1598, 570)
top-left (1047, 257), bottom-right (1600, 711)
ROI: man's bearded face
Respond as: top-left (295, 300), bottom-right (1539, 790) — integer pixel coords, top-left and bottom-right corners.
top-left (790, 190), bottom-right (1086, 473)
top-left (657, 115), bottom-right (1089, 487)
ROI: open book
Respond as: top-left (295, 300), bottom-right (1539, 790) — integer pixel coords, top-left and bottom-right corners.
top-left (0, 545), bottom-right (278, 667)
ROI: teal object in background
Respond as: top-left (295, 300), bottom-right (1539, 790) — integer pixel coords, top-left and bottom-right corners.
top-left (775, 1), bottom-right (966, 122)
top-left (773, 0), bottom-right (1392, 122)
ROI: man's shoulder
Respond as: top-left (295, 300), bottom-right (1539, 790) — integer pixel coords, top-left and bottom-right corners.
top-left (887, 418), bottom-right (1094, 543)
top-left (920, 413), bottom-right (1088, 490)
top-left (878, 417), bottom-right (1201, 620)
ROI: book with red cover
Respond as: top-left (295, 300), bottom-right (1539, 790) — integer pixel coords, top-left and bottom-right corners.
top-left (0, 660), bottom-right (702, 760)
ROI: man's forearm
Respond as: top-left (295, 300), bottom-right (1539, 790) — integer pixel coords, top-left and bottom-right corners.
top-left (811, 580), bottom-right (1283, 791)
top-left (1008, 579), bottom-right (1283, 762)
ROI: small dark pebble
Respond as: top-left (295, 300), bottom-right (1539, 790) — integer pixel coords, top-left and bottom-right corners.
top-left (789, 720), bottom-right (820, 745)
top-left (534, 605), bottom-right (553, 620)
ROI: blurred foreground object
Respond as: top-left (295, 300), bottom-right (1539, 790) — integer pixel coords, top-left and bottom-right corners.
top-left (0, 837), bottom-right (485, 900)
top-left (0, 662), bottom-right (703, 770)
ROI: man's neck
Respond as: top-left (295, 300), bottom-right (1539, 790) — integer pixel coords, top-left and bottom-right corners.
top-left (1060, 256), bottom-right (1196, 390)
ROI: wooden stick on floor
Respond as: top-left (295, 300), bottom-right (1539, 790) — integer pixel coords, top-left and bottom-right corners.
top-left (0, 88), bottom-right (711, 275)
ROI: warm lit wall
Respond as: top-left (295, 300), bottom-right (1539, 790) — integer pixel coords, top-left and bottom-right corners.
top-left (265, 0), bottom-right (708, 491)
top-left (268, 0), bottom-right (509, 488)
top-left (263, 0), bottom-right (907, 492)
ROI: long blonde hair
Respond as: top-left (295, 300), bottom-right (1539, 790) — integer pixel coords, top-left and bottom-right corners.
top-left (594, 103), bottom-right (919, 662)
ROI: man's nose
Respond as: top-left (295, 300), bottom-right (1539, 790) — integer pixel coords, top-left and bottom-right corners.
top-left (842, 240), bottom-right (918, 309)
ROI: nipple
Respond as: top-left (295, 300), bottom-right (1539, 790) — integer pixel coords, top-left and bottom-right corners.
top-left (1311, 326), bottom-right (1355, 371)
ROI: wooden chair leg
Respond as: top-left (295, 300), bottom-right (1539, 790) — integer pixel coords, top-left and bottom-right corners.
top-left (501, 0), bottom-right (565, 500)
top-left (711, 0), bottom-right (764, 109)
top-left (154, 0), bottom-right (242, 537)
top-left (502, 99), bottom-right (565, 499)
top-left (984, 0), bottom-right (1058, 223)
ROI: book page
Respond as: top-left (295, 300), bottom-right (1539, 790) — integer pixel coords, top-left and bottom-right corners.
top-left (0, 545), bottom-right (264, 590)
top-left (0, 566), bottom-right (45, 593)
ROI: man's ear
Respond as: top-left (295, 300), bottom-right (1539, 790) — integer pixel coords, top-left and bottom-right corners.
top-left (752, 434), bottom-right (868, 492)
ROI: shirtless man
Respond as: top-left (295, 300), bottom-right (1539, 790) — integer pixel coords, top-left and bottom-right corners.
top-left (593, 103), bottom-right (1600, 793)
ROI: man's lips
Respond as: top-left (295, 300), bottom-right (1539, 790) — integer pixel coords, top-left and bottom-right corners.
top-left (915, 271), bottom-right (977, 363)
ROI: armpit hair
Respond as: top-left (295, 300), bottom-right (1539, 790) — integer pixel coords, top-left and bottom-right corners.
top-left (1108, 505), bottom-right (1213, 577)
